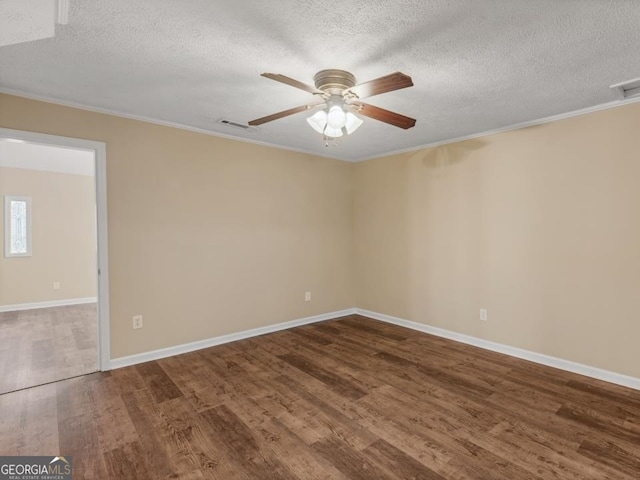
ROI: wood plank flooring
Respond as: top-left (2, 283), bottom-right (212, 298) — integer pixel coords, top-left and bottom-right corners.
top-left (1, 314), bottom-right (639, 479)
top-left (0, 303), bottom-right (98, 394)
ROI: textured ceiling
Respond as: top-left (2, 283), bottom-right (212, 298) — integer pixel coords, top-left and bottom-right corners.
top-left (0, 0), bottom-right (57, 47)
top-left (1, 0), bottom-right (640, 161)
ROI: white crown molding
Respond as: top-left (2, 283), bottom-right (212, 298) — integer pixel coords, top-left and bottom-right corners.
top-left (357, 308), bottom-right (640, 392)
top-left (109, 308), bottom-right (357, 370)
top-left (0, 297), bottom-right (97, 313)
top-left (356, 95), bottom-right (640, 162)
top-left (4, 87), bottom-right (640, 164)
top-left (0, 88), bottom-right (351, 163)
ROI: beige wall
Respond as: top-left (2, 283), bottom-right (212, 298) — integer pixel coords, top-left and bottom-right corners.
top-left (3, 92), bottom-right (639, 380)
top-left (0, 93), bottom-right (354, 359)
top-left (0, 167), bottom-right (96, 305)
top-left (354, 102), bottom-right (640, 378)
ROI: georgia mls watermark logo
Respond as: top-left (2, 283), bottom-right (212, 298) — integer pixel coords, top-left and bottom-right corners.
top-left (0, 456), bottom-right (72, 480)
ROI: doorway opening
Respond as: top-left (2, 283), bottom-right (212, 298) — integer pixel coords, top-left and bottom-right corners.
top-left (0, 128), bottom-right (110, 394)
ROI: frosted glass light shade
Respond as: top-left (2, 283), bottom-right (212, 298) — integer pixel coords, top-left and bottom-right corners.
top-left (344, 112), bottom-right (364, 134)
top-left (307, 110), bottom-right (327, 134)
top-left (323, 126), bottom-right (343, 138)
top-left (307, 107), bottom-right (363, 138)
top-left (326, 106), bottom-right (347, 129)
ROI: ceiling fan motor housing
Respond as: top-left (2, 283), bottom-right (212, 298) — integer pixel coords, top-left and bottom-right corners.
top-left (313, 69), bottom-right (356, 95)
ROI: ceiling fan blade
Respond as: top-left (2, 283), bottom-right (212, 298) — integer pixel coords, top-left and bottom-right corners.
top-left (353, 102), bottom-right (416, 129)
top-left (261, 73), bottom-right (325, 95)
top-left (248, 103), bottom-right (323, 126)
top-left (345, 72), bottom-right (413, 99)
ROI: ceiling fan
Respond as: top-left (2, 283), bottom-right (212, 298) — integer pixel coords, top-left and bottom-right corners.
top-left (248, 69), bottom-right (416, 140)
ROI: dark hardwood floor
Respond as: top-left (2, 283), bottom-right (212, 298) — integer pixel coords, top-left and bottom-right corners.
top-left (1, 314), bottom-right (639, 479)
top-left (0, 303), bottom-right (98, 394)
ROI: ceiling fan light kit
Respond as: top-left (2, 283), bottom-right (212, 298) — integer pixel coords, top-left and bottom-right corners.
top-left (249, 68), bottom-right (416, 145)
top-left (306, 98), bottom-right (364, 139)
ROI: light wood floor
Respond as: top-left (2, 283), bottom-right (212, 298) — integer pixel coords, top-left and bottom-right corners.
top-left (0, 303), bottom-right (98, 394)
top-left (1, 314), bottom-right (639, 479)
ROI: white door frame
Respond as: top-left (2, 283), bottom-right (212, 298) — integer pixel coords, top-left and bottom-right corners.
top-left (0, 127), bottom-right (111, 371)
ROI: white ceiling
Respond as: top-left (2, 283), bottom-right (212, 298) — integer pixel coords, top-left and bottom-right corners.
top-left (0, 140), bottom-right (95, 176)
top-left (1, 0), bottom-right (639, 161)
top-left (0, 0), bottom-right (56, 47)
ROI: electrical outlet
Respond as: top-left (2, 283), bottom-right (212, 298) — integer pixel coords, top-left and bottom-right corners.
top-left (132, 315), bottom-right (143, 329)
top-left (479, 308), bottom-right (488, 321)
top-left (53, 282), bottom-right (61, 290)
top-left (305, 291), bottom-right (311, 302)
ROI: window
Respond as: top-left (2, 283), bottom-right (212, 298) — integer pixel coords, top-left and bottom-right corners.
top-left (4, 195), bottom-right (32, 257)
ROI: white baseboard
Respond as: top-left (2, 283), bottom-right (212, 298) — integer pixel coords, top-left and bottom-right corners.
top-left (357, 308), bottom-right (640, 391)
top-left (0, 297), bottom-right (97, 313)
top-left (108, 305), bottom-right (640, 392)
top-left (109, 308), bottom-right (357, 370)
